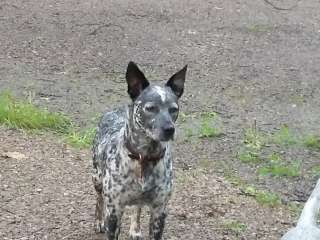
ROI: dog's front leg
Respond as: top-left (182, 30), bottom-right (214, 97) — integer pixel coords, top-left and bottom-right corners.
top-left (104, 202), bottom-right (123, 240)
top-left (149, 204), bottom-right (167, 240)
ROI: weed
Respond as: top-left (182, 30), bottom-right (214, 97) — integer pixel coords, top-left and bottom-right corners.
top-left (256, 190), bottom-right (281, 207)
top-left (244, 127), bottom-right (265, 150)
top-left (66, 127), bottom-right (96, 148)
top-left (256, 191), bottom-right (281, 207)
top-left (243, 186), bottom-right (281, 207)
top-left (259, 153), bottom-right (300, 177)
top-left (199, 112), bottom-right (222, 138)
top-left (272, 125), bottom-right (296, 146)
top-left (287, 202), bottom-right (303, 220)
top-left (310, 166), bottom-right (320, 177)
top-left (222, 220), bottom-right (247, 235)
top-left (238, 148), bottom-right (261, 164)
top-left (184, 127), bottom-right (194, 138)
top-left (303, 135), bottom-right (320, 151)
top-left (259, 164), bottom-right (300, 177)
top-left (0, 92), bottom-right (71, 132)
top-left (178, 112), bottom-right (188, 123)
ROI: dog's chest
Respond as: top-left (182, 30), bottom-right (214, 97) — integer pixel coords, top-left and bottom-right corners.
top-left (119, 152), bottom-right (173, 206)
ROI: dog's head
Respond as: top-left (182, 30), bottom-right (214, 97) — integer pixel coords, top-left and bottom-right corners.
top-left (126, 61), bottom-right (187, 142)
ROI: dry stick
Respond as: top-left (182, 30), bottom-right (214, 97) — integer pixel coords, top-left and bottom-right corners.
top-left (89, 23), bottom-right (124, 35)
top-left (263, 0), bottom-right (299, 11)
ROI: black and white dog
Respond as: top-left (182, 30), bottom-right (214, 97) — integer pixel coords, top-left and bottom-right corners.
top-left (92, 62), bottom-right (187, 240)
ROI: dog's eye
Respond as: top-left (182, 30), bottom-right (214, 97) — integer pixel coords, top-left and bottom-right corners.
top-left (169, 107), bottom-right (178, 114)
top-left (145, 105), bottom-right (159, 113)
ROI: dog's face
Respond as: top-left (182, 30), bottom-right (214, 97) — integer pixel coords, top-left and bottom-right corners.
top-left (126, 62), bottom-right (187, 142)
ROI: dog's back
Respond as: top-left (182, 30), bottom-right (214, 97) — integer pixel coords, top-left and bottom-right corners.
top-left (92, 107), bottom-right (127, 192)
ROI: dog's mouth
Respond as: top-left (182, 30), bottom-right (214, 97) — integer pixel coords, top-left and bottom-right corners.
top-left (159, 133), bottom-right (174, 142)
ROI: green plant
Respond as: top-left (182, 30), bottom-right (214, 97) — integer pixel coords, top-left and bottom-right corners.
top-left (184, 128), bottom-right (194, 138)
top-left (0, 92), bottom-right (71, 132)
top-left (243, 186), bottom-right (281, 207)
top-left (244, 127), bottom-right (265, 150)
top-left (310, 166), bottom-right (320, 177)
top-left (256, 190), bottom-right (281, 207)
top-left (259, 153), bottom-right (300, 177)
top-left (222, 220), bottom-right (247, 235)
top-left (67, 127), bottom-right (96, 148)
top-left (238, 148), bottom-right (261, 164)
top-left (303, 135), bottom-right (320, 151)
top-left (198, 112), bottom-right (222, 138)
top-left (178, 112), bottom-right (188, 123)
top-left (287, 202), bottom-right (303, 220)
top-left (272, 125), bottom-right (296, 145)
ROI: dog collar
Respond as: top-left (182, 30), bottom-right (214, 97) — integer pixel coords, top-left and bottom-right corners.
top-left (125, 140), bottom-right (166, 180)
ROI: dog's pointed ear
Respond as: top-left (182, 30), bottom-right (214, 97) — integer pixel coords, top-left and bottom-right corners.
top-left (165, 65), bottom-right (187, 98)
top-left (126, 61), bottom-right (150, 100)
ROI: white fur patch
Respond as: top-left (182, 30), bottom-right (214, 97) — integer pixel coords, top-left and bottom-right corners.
top-left (154, 86), bottom-right (166, 102)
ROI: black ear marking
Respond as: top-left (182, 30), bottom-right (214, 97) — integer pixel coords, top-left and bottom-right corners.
top-left (126, 61), bottom-right (150, 100)
top-left (165, 65), bottom-right (187, 98)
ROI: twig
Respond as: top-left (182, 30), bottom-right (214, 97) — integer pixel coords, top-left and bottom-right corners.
top-left (263, 0), bottom-right (299, 11)
top-left (0, 206), bottom-right (16, 215)
top-left (89, 23), bottom-right (123, 35)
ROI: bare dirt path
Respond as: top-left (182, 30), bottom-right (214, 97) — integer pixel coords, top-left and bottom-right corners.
top-left (1, 0), bottom-right (320, 239)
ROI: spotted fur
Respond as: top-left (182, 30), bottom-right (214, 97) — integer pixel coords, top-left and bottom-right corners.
top-left (92, 62), bottom-right (187, 240)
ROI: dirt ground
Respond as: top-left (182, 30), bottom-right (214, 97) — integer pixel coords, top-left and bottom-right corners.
top-left (1, 0), bottom-right (320, 239)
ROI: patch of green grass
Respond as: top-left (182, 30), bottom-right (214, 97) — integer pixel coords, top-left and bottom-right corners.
top-left (310, 165), bottom-right (320, 177)
top-left (272, 125), bottom-right (297, 146)
top-left (256, 190), bottom-right (281, 207)
top-left (259, 153), bottom-right (300, 177)
top-left (238, 148), bottom-right (261, 164)
top-left (222, 220), bottom-right (247, 235)
top-left (0, 92), bottom-right (71, 132)
top-left (0, 92), bottom-right (99, 149)
top-left (287, 202), bottom-right (303, 220)
top-left (244, 186), bottom-right (281, 207)
top-left (303, 135), bottom-right (320, 151)
top-left (237, 126), bottom-right (265, 164)
top-left (244, 127), bottom-right (266, 150)
top-left (66, 127), bottom-right (96, 148)
top-left (220, 164), bottom-right (246, 186)
top-left (198, 112), bottom-right (222, 138)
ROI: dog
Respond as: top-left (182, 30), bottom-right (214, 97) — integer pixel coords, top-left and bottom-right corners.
top-left (281, 179), bottom-right (320, 240)
top-left (92, 61), bottom-right (187, 240)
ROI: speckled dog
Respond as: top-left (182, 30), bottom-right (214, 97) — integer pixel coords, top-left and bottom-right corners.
top-left (92, 62), bottom-right (187, 240)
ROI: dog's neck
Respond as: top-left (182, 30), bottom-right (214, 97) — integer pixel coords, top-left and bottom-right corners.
top-left (124, 105), bottom-right (165, 158)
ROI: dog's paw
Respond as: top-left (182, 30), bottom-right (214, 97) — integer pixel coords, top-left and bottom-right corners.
top-left (94, 220), bottom-right (105, 233)
top-left (129, 233), bottom-right (143, 240)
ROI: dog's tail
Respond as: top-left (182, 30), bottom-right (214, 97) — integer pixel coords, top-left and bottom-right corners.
top-left (297, 179), bottom-right (320, 227)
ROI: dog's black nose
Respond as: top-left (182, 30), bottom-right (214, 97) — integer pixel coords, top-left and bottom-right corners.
top-left (163, 126), bottom-right (175, 138)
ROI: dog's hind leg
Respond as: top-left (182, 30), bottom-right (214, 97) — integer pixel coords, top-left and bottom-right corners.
top-left (129, 206), bottom-right (142, 240)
